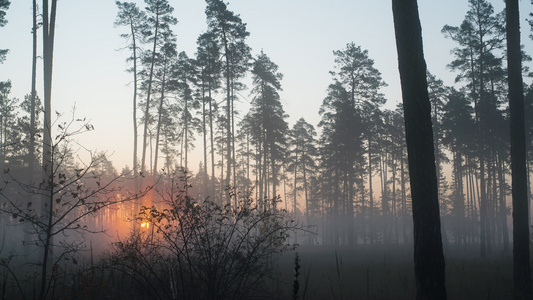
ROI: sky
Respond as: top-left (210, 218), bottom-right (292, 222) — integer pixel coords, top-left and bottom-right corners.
top-left (1, 0), bottom-right (533, 170)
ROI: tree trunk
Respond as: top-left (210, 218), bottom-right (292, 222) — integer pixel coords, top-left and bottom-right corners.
top-left (42, 0), bottom-right (56, 174)
top-left (202, 75), bottom-right (208, 195)
top-left (25, 0), bottom-right (38, 259)
top-left (392, 0), bottom-right (447, 299)
top-left (30, 0), bottom-right (37, 168)
top-left (141, 8), bottom-right (160, 174)
top-left (221, 26), bottom-right (232, 205)
top-left (368, 133), bottom-right (375, 244)
top-left (401, 150), bottom-right (407, 244)
top-left (477, 18), bottom-right (489, 258)
top-left (40, 1), bottom-right (57, 297)
top-left (505, 0), bottom-right (532, 298)
top-left (231, 84), bottom-right (237, 206)
top-left (208, 83), bottom-right (216, 199)
top-left (152, 63), bottom-right (167, 175)
top-left (293, 151), bottom-right (298, 214)
top-left (497, 153), bottom-right (509, 252)
top-left (184, 83), bottom-right (189, 172)
top-left (130, 18), bottom-right (139, 176)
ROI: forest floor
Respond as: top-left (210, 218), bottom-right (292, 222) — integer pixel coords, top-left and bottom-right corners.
top-left (268, 244), bottom-right (514, 300)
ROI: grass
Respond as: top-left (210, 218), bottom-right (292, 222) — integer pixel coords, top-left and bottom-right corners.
top-left (271, 244), bottom-right (515, 300)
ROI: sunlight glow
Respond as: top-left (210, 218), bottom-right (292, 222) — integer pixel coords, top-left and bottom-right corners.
top-left (140, 222), bottom-right (150, 229)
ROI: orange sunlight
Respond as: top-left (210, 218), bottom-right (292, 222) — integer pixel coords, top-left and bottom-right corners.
top-left (140, 222), bottom-right (150, 229)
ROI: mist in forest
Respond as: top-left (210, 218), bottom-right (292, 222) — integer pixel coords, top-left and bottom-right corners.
top-left (1, 0), bottom-right (533, 299)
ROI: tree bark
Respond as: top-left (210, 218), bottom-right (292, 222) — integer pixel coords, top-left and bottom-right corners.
top-left (202, 75), bottom-right (208, 194)
top-left (25, 0), bottom-right (38, 259)
top-left (368, 133), bottom-right (374, 244)
top-left (505, 0), bottom-right (532, 298)
top-left (40, 1), bottom-right (57, 297)
top-left (30, 0), bottom-right (37, 167)
top-left (392, 0), bottom-right (447, 299)
top-left (152, 63), bottom-right (167, 174)
top-left (42, 0), bottom-right (56, 172)
top-left (208, 85), bottom-right (216, 199)
top-left (141, 7), bottom-right (160, 174)
top-left (130, 16), bottom-right (139, 176)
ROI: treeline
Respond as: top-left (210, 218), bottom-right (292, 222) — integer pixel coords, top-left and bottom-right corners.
top-left (107, 0), bottom-right (533, 254)
top-left (1, 0), bottom-right (533, 256)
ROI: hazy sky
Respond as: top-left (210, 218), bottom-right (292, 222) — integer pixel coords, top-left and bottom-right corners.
top-left (1, 0), bottom-right (533, 170)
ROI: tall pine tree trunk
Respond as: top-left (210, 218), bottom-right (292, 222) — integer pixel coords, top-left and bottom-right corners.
top-left (477, 18), bottom-right (489, 258)
top-left (202, 76), bottom-right (208, 195)
top-left (152, 65), bottom-right (167, 175)
top-left (368, 133), bottom-right (375, 244)
top-left (209, 84), bottom-right (216, 199)
top-left (221, 27), bottom-right (232, 205)
top-left (184, 84), bottom-right (189, 172)
top-left (141, 9), bottom-right (160, 174)
top-left (392, 0), bottom-right (447, 298)
top-left (25, 0), bottom-right (38, 259)
top-left (130, 18), bottom-right (139, 177)
top-left (42, 0), bottom-right (56, 176)
top-left (506, 0), bottom-right (532, 298)
top-left (40, 2), bottom-right (57, 298)
top-left (30, 0), bottom-right (37, 169)
top-left (293, 151), bottom-right (298, 214)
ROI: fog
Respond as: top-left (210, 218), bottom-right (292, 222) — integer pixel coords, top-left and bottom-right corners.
top-left (1, 0), bottom-right (533, 299)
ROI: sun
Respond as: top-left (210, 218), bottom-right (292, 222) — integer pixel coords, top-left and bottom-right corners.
top-left (140, 222), bottom-right (150, 229)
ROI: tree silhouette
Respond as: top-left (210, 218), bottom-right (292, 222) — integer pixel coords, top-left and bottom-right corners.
top-left (505, 0), bottom-right (532, 298)
top-left (150, 38), bottom-right (177, 174)
top-left (0, 0), bottom-right (9, 64)
top-left (318, 82), bottom-right (363, 245)
top-left (115, 1), bottom-right (148, 176)
top-left (205, 0), bottom-right (251, 203)
top-left (392, 0), bottom-right (447, 299)
top-left (442, 0), bottom-right (505, 257)
top-left (247, 51), bottom-right (287, 209)
top-left (139, 0), bottom-right (176, 174)
top-left (196, 32), bottom-right (222, 198)
top-left (288, 118), bottom-right (318, 232)
top-left (441, 89), bottom-right (476, 247)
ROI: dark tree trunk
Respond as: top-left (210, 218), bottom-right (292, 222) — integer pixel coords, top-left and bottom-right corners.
top-left (30, 0), bottom-right (37, 168)
top-left (25, 0), bottom-right (39, 258)
top-left (392, 0), bottom-right (447, 299)
top-left (505, 0), bottom-right (532, 298)
top-left (152, 63), bottom-right (167, 174)
top-left (42, 0), bottom-right (56, 172)
top-left (131, 19), bottom-right (139, 177)
top-left (40, 1), bottom-right (57, 297)
top-left (222, 27), bottom-right (232, 205)
top-left (202, 76), bottom-right (208, 195)
top-left (141, 8), bottom-right (160, 174)
top-left (368, 134), bottom-right (375, 244)
top-left (208, 84), bottom-right (216, 199)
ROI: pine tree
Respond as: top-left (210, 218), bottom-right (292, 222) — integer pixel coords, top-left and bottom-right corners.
top-left (0, 0), bottom-right (10, 63)
top-left (288, 118), bottom-right (318, 235)
top-left (139, 0), bottom-right (177, 174)
top-left (171, 51), bottom-right (200, 173)
top-left (318, 82), bottom-right (363, 245)
top-left (247, 51), bottom-right (287, 209)
top-left (392, 0), bottom-right (447, 298)
top-left (205, 0), bottom-right (251, 203)
top-left (196, 32), bottom-right (222, 198)
top-left (115, 1), bottom-right (148, 175)
top-left (441, 89), bottom-right (476, 247)
top-left (319, 43), bottom-right (386, 245)
top-left (151, 39), bottom-right (177, 174)
top-left (442, 0), bottom-right (506, 257)
top-left (506, 0), bottom-right (532, 298)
